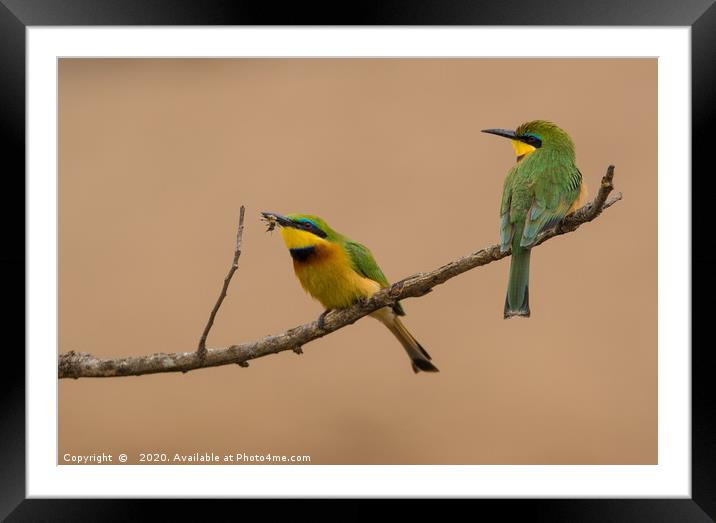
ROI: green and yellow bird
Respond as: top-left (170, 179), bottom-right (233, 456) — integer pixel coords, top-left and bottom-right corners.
top-left (261, 212), bottom-right (438, 373)
top-left (482, 120), bottom-right (587, 318)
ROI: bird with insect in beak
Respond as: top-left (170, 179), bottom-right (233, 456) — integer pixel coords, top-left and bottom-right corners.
top-left (482, 120), bottom-right (588, 318)
top-left (261, 212), bottom-right (438, 373)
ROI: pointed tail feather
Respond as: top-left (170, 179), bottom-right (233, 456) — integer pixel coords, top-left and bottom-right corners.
top-left (373, 309), bottom-right (439, 373)
top-left (505, 245), bottom-right (531, 319)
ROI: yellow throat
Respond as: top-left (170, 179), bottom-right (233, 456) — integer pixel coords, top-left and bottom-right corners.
top-left (511, 139), bottom-right (537, 159)
top-left (279, 227), bottom-right (328, 250)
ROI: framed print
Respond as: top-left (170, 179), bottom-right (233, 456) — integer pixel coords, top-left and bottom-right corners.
top-left (2, 1), bottom-right (713, 520)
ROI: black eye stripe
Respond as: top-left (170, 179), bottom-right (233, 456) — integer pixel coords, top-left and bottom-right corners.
top-left (519, 134), bottom-right (542, 148)
top-left (293, 220), bottom-right (327, 238)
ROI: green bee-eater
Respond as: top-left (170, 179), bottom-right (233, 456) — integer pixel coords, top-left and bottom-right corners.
top-left (482, 120), bottom-right (587, 318)
top-left (261, 212), bottom-right (439, 373)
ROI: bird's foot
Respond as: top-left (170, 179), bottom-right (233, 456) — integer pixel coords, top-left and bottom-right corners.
top-left (317, 309), bottom-right (332, 330)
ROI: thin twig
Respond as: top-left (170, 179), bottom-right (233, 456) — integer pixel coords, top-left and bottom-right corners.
top-left (59, 166), bottom-right (621, 379)
top-left (196, 205), bottom-right (246, 358)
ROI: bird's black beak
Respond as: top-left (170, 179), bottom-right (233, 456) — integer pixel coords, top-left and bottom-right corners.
top-left (260, 211), bottom-right (295, 228)
top-left (481, 128), bottom-right (518, 140)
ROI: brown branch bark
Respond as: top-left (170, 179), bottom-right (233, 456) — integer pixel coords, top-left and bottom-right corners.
top-left (58, 166), bottom-right (621, 379)
top-left (196, 205), bottom-right (245, 359)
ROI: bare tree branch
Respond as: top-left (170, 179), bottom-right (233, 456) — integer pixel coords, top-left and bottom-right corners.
top-left (196, 205), bottom-right (245, 359)
top-left (58, 166), bottom-right (621, 379)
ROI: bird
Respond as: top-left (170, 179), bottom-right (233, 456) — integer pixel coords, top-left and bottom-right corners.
top-left (261, 212), bottom-right (439, 373)
top-left (482, 120), bottom-right (587, 318)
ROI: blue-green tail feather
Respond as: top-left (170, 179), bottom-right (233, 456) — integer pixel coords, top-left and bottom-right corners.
top-left (505, 244), bottom-right (531, 319)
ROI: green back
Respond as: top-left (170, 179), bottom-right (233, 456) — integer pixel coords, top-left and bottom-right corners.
top-left (344, 239), bottom-right (406, 316)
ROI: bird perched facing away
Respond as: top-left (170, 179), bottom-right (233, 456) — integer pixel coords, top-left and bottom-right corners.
top-left (482, 120), bottom-right (587, 318)
top-left (261, 212), bottom-right (438, 373)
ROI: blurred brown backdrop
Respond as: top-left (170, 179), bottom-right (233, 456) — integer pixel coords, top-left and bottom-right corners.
top-left (58, 59), bottom-right (656, 464)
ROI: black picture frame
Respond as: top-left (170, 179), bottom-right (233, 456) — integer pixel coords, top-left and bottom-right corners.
top-left (2, 1), bottom-right (713, 520)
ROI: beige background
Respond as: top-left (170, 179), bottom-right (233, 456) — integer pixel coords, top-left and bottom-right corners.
top-left (59, 59), bottom-right (656, 465)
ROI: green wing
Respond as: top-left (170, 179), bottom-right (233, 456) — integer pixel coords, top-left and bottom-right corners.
top-left (344, 240), bottom-right (406, 316)
top-left (499, 167), bottom-right (518, 252)
top-left (520, 166), bottom-right (582, 248)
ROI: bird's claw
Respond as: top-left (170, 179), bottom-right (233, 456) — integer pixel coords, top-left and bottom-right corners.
top-left (317, 310), bottom-right (332, 330)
